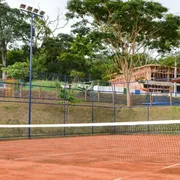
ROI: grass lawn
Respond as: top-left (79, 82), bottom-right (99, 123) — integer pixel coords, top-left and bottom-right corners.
top-left (0, 99), bottom-right (180, 138)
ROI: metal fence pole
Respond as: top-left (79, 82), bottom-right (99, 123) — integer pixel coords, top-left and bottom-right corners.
top-left (91, 89), bottom-right (94, 134)
top-left (63, 75), bottom-right (67, 136)
top-left (113, 88), bottom-right (116, 134)
top-left (146, 80), bottom-right (150, 133)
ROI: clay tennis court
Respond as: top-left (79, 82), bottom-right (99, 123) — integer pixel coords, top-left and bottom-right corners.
top-left (1, 135), bottom-right (180, 180)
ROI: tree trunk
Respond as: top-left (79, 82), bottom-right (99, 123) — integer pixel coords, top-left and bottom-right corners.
top-left (1, 42), bottom-right (7, 80)
top-left (125, 82), bottom-right (132, 107)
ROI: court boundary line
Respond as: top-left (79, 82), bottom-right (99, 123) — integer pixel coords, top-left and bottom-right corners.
top-left (13, 147), bottom-right (116, 161)
top-left (113, 162), bottom-right (180, 180)
top-left (13, 152), bottom-right (81, 160)
top-left (162, 163), bottom-right (180, 169)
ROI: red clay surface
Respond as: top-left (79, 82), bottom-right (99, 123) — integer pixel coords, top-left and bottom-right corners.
top-left (1, 135), bottom-right (180, 180)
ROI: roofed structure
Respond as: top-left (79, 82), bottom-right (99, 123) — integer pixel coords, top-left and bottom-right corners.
top-left (111, 64), bottom-right (180, 93)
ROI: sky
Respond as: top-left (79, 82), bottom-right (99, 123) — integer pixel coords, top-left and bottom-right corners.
top-left (6, 0), bottom-right (180, 34)
top-left (6, 0), bottom-right (71, 34)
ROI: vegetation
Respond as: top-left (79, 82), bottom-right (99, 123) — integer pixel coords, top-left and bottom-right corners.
top-left (1, 0), bottom-right (180, 106)
top-left (0, 0), bottom-right (29, 79)
top-left (66, 0), bottom-right (180, 106)
top-left (0, 101), bottom-right (180, 138)
top-left (2, 62), bottom-right (29, 80)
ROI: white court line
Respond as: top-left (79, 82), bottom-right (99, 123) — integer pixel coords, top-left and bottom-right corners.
top-left (162, 163), bottom-right (180, 169)
top-left (14, 152), bottom-right (80, 160)
top-left (12, 147), bottom-right (122, 161)
top-left (114, 162), bottom-right (180, 180)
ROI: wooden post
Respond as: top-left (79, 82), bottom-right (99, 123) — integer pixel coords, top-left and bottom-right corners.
top-left (98, 91), bottom-right (100, 102)
top-left (39, 86), bottom-right (42, 99)
top-left (9, 88), bottom-right (13, 97)
top-left (85, 90), bottom-right (87, 101)
top-left (20, 85), bottom-right (23, 98)
top-left (12, 83), bottom-right (15, 97)
top-left (56, 88), bottom-right (59, 100)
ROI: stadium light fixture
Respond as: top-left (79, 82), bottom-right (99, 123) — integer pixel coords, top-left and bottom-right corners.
top-left (20, 4), bottom-right (26, 9)
top-left (33, 8), bottom-right (39, 14)
top-left (19, 4), bottom-right (45, 138)
top-left (27, 6), bottom-right (33, 12)
top-left (40, 11), bottom-right (45, 16)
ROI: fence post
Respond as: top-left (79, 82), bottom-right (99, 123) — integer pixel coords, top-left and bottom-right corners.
top-left (63, 75), bottom-right (67, 136)
top-left (112, 83), bottom-right (116, 104)
top-left (3, 87), bottom-right (5, 97)
top-left (39, 86), bottom-right (42, 99)
top-left (113, 90), bottom-right (116, 133)
top-left (12, 83), bottom-right (15, 98)
top-left (85, 90), bottom-right (87, 101)
top-left (150, 94), bottom-right (152, 106)
top-left (98, 91), bottom-right (100, 102)
top-left (146, 81), bottom-right (150, 133)
top-left (56, 88), bottom-right (59, 100)
top-left (91, 90), bottom-right (94, 134)
top-left (2, 80), bottom-right (5, 97)
top-left (170, 91), bottom-right (172, 106)
top-left (20, 85), bottom-right (23, 98)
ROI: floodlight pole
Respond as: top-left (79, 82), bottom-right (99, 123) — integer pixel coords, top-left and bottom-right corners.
top-left (20, 5), bottom-right (44, 138)
top-left (27, 13), bottom-right (34, 138)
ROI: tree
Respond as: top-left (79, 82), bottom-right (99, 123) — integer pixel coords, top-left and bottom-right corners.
top-left (159, 55), bottom-right (180, 68)
top-left (0, 0), bottom-right (29, 79)
top-left (2, 62), bottom-right (29, 80)
top-left (6, 49), bottom-right (28, 66)
top-left (66, 0), bottom-right (180, 106)
top-left (57, 21), bottom-right (110, 80)
top-left (38, 33), bottom-right (74, 73)
top-left (32, 9), bottom-right (69, 54)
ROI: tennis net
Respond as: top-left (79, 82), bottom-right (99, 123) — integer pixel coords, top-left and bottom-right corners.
top-left (1, 120), bottom-right (180, 163)
top-left (1, 120), bottom-right (180, 138)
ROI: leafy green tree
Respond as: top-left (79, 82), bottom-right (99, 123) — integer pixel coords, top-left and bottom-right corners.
top-left (55, 82), bottom-right (80, 103)
top-left (70, 70), bottom-right (85, 82)
top-left (66, 0), bottom-right (180, 106)
top-left (6, 49), bottom-right (28, 66)
top-left (159, 55), bottom-right (180, 67)
top-left (57, 23), bottom-right (109, 80)
top-left (0, 0), bottom-right (29, 79)
top-left (38, 33), bottom-right (74, 73)
top-left (2, 62), bottom-right (29, 80)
